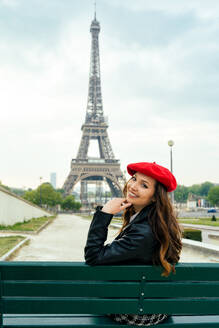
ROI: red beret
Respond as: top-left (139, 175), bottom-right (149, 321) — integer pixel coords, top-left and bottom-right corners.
top-left (127, 162), bottom-right (177, 192)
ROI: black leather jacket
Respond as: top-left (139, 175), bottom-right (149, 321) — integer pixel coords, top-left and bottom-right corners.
top-left (84, 204), bottom-right (158, 265)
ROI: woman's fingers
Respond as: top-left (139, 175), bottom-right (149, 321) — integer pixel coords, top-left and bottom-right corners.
top-left (120, 202), bottom-right (132, 210)
top-left (101, 198), bottom-right (131, 214)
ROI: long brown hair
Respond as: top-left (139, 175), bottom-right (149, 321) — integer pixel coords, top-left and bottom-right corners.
top-left (120, 180), bottom-right (182, 277)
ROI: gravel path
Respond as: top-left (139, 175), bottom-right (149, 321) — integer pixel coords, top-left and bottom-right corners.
top-left (11, 213), bottom-right (216, 262)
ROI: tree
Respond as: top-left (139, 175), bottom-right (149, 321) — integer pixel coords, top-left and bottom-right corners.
top-left (187, 182), bottom-right (215, 198)
top-left (24, 183), bottom-right (62, 207)
top-left (208, 186), bottom-right (219, 206)
top-left (23, 183), bottom-right (82, 210)
top-left (199, 182), bottom-right (214, 196)
top-left (174, 185), bottom-right (189, 203)
top-left (61, 195), bottom-right (75, 210)
top-left (23, 190), bottom-right (38, 204)
top-left (36, 183), bottom-right (62, 207)
top-left (61, 195), bottom-right (81, 211)
top-left (56, 188), bottom-right (65, 196)
top-left (188, 184), bottom-right (201, 196)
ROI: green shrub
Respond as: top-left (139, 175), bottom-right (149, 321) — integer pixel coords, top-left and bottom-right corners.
top-left (182, 229), bottom-right (202, 242)
top-left (211, 215), bottom-right (217, 221)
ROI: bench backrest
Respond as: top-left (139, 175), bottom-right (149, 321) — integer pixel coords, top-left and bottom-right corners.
top-left (1, 262), bottom-right (219, 316)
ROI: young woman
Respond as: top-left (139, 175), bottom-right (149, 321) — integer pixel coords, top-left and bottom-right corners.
top-left (84, 161), bottom-right (182, 326)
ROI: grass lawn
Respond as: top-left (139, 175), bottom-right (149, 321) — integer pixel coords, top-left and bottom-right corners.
top-left (0, 215), bottom-right (56, 232)
top-left (0, 236), bottom-right (26, 257)
top-left (178, 218), bottom-right (219, 227)
top-left (78, 214), bottom-right (219, 227)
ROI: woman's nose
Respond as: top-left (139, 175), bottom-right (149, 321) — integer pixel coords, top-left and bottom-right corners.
top-left (130, 181), bottom-right (138, 191)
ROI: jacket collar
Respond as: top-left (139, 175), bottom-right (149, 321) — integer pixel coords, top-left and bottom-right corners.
top-left (130, 202), bottom-right (154, 224)
top-left (117, 203), bottom-right (154, 237)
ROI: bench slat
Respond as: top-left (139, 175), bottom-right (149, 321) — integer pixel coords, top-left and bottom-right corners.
top-left (143, 282), bottom-right (219, 298)
top-left (3, 297), bottom-right (219, 315)
top-left (3, 281), bottom-right (140, 297)
top-left (3, 314), bottom-right (219, 328)
top-left (2, 262), bottom-right (219, 281)
top-left (3, 281), bottom-right (219, 298)
top-left (1, 262), bottom-right (219, 326)
top-left (142, 298), bottom-right (219, 315)
top-left (3, 298), bottom-right (138, 314)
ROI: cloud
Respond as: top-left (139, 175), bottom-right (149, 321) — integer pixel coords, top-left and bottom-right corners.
top-left (0, 16), bottom-right (92, 188)
top-left (0, 1), bottom-right (218, 188)
top-left (100, 9), bottom-right (219, 122)
top-left (104, 0), bottom-right (219, 19)
top-left (111, 117), bottom-right (219, 186)
top-left (0, 0), bottom-right (18, 7)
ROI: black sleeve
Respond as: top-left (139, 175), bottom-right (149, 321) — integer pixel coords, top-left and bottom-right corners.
top-left (84, 208), bottom-right (154, 265)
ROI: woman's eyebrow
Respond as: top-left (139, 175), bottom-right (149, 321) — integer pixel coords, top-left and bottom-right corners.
top-left (141, 179), bottom-right (149, 184)
top-left (133, 174), bottom-right (149, 184)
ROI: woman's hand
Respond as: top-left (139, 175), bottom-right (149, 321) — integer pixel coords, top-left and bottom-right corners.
top-left (101, 198), bottom-right (132, 215)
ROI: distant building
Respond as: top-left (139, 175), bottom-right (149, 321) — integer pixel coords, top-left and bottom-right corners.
top-left (50, 172), bottom-right (56, 189)
top-left (187, 193), bottom-right (197, 209)
top-left (187, 193), bottom-right (207, 210)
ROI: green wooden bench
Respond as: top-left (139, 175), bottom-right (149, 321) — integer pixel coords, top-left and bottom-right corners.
top-left (0, 262), bottom-right (219, 327)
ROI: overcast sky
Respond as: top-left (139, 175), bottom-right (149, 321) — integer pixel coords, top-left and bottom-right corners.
top-left (1, 0), bottom-right (219, 189)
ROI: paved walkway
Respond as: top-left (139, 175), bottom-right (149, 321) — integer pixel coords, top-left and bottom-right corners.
top-left (12, 214), bottom-right (116, 261)
top-left (11, 214), bottom-right (217, 262)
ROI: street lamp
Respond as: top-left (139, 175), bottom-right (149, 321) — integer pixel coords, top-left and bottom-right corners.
top-left (39, 177), bottom-right (43, 207)
top-left (123, 170), bottom-right (127, 183)
top-left (168, 140), bottom-right (174, 203)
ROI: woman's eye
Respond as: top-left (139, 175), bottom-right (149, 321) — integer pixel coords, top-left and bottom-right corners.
top-left (143, 184), bottom-right (148, 188)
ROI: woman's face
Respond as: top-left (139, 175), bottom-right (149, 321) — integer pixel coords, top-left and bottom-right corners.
top-left (126, 172), bottom-right (156, 212)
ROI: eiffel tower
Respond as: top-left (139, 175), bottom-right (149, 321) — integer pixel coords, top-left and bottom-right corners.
top-left (63, 12), bottom-right (125, 205)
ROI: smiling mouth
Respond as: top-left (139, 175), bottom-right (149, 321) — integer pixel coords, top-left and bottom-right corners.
top-left (128, 192), bottom-right (138, 198)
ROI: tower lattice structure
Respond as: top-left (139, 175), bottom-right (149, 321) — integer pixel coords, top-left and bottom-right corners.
top-left (63, 13), bottom-right (125, 205)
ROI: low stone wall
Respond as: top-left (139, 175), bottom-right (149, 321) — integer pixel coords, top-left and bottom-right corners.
top-left (182, 238), bottom-right (219, 259)
top-left (0, 186), bottom-right (52, 225)
top-left (178, 210), bottom-right (219, 218)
